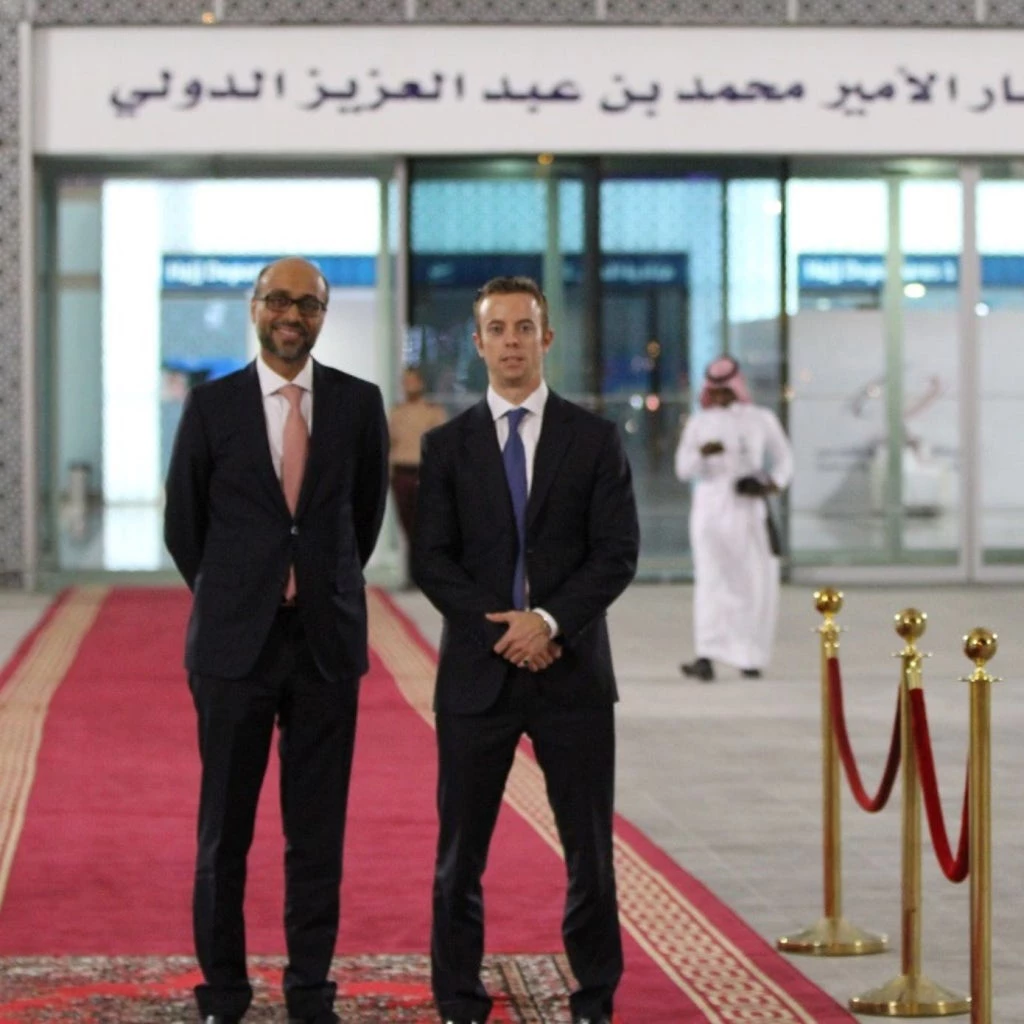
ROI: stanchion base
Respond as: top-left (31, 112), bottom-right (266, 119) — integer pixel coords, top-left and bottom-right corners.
top-left (850, 973), bottom-right (970, 1016)
top-left (776, 916), bottom-right (888, 956)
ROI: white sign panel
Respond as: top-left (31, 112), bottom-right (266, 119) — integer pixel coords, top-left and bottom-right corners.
top-left (31, 25), bottom-right (1024, 156)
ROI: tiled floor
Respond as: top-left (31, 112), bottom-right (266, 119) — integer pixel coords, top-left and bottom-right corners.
top-left (0, 582), bottom-right (1019, 1022)
top-left (391, 582), bottom-right (1022, 1024)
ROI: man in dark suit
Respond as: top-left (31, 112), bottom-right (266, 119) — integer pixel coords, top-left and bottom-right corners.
top-left (413, 276), bottom-right (639, 1024)
top-left (164, 257), bottom-right (388, 1024)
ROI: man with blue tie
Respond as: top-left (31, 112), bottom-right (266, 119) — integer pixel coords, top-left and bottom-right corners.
top-left (413, 276), bottom-right (640, 1024)
top-left (164, 257), bottom-right (389, 1024)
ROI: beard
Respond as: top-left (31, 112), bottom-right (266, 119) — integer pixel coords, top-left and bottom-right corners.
top-left (257, 321), bottom-right (315, 363)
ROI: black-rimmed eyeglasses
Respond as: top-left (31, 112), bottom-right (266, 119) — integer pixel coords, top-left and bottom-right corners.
top-left (256, 291), bottom-right (328, 317)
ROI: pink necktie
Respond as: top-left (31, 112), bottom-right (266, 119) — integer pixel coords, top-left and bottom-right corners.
top-left (280, 384), bottom-right (308, 600)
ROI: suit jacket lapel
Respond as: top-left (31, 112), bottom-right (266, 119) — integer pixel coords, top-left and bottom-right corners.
top-left (243, 361), bottom-right (291, 515)
top-left (527, 391), bottom-right (573, 528)
top-left (296, 360), bottom-right (331, 517)
top-left (463, 399), bottom-right (514, 526)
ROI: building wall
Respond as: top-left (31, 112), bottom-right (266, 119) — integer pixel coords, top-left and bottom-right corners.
top-left (4, 0), bottom-right (1024, 581)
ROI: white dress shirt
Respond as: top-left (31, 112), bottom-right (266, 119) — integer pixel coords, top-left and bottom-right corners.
top-left (486, 382), bottom-right (559, 637)
top-left (256, 355), bottom-right (314, 482)
top-left (486, 381), bottom-right (548, 491)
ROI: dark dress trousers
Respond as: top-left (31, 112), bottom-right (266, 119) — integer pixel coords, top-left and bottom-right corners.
top-left (412, 391), bottom-right (640, 1023)
top-left (164, 359), bottom-right (388, 1022)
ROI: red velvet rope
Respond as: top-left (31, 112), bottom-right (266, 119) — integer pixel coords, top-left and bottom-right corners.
top-left (827, 655), bottom-right (902, 812)
top-left (908, 689), bottom-right (970, 883)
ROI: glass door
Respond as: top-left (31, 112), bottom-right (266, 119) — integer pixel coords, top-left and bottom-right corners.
top-left (976, 172), bottom-right (1024, 574)
top-left (596, 170), bottom-right (786, 580)
top-left (786, 165), bottom-right (964, 576)
top-left (36, 162), bottom-right (402, 582)
top-left (406, 158), bottom-right (785, 581)
top-left (597, 175), bottom-right (716, 580)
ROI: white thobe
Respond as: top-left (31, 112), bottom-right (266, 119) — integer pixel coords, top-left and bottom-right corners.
top-left (674, 403), bottom-right (794, 671)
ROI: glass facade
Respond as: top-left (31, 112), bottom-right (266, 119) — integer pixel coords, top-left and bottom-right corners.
top-left (35, 157), bottom-right (1024, 581)
top-left (406, 159), bottom-right (784, 579)
top-left (978, 177), bottom-right (1024, 566)
top-left (786, 174), bottom-right (964, 569)
top-left (38, 172), bottom-right (399, 578)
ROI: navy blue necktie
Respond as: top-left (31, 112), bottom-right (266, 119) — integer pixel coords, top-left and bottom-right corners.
top-left (502, 407), bottom-right (529, 610)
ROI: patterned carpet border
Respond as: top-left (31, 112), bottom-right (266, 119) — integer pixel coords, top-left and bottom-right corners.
top-left (0, 588), bottom-right (108, 912)
top-left (0, 954), bottom-right (574, 1023)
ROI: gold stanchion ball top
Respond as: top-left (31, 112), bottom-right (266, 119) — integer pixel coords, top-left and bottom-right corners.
top-left (894, 608), bottom-right (927, 641)
top-left (963, 627), bottom-right (997, 666)
top-left (814, 588), bottom-right (843, 616)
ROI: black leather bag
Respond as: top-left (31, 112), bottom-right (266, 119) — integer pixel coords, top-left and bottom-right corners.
top-left (735, 474), bottom-right (768, 497)
top-left (763, 507), bottom-right (782, 557)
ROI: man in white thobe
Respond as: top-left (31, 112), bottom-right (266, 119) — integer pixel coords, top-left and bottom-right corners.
top-left (674, 356), bottom-right (794, 681)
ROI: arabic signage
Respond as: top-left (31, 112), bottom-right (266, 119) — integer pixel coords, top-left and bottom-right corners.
top-left (31, 25), bottom-right (1024, 156)
top-left (798, 253), bottom-right (1024, 290)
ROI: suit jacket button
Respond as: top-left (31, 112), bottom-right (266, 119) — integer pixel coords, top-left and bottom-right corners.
top-left (290, 525), bottom-right (299, 536)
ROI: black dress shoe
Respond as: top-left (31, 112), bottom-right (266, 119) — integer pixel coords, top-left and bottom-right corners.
top-left (573, 1016), bottom-right (611, 1024)
top-left (741, 668), bottom-right (762, 678)
top-left (201, 1016), bottom-right (241, 1024)
top-left (442, 1019), bottom-right (481, 1024)
top-left (680, 657), bottom-right (714, 681)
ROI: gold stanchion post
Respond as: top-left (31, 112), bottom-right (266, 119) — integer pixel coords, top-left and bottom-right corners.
top-left (964, 628), bottom-right (997, 1024)
top-left (850, 609), bottom-right (969, 1016)
top-left (777, 588), bottom-right (887, 956)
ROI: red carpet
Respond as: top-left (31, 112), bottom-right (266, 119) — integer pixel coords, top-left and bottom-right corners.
top-left (0, 587), bottom-right (857, 1022)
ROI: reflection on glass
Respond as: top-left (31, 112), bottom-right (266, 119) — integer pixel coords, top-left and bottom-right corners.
top-left (787, 180), bottom-right (889, 564)
top-left (47, 177), bottom-right (385, 574)
top-left (978, 179), bottom-right (1024, 564)
top-left (407, 167), bottom-right (787, 580)
top-left (898, 180), bottom-right (961, 562)
top-left (408, 176), bottom-right (584, 409)
top-left (786, 178), bottom-right (961, 567)
top-left (599, 178), bottom-right (720, 578)
top-left (727, 179), bottom-right (783, 410)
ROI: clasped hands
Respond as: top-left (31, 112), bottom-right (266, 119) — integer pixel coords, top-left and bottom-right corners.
top-left (486, 610), bottom-right (562, 672)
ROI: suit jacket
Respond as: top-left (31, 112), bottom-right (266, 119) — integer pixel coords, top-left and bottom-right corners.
top-left (164, 359), bottom-right (389, 683)
top-left (412, 390), bottom-right (639, 714)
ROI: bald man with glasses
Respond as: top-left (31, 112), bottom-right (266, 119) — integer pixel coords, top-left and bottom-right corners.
top-left (165, 257), bottom-right (389, 1024)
